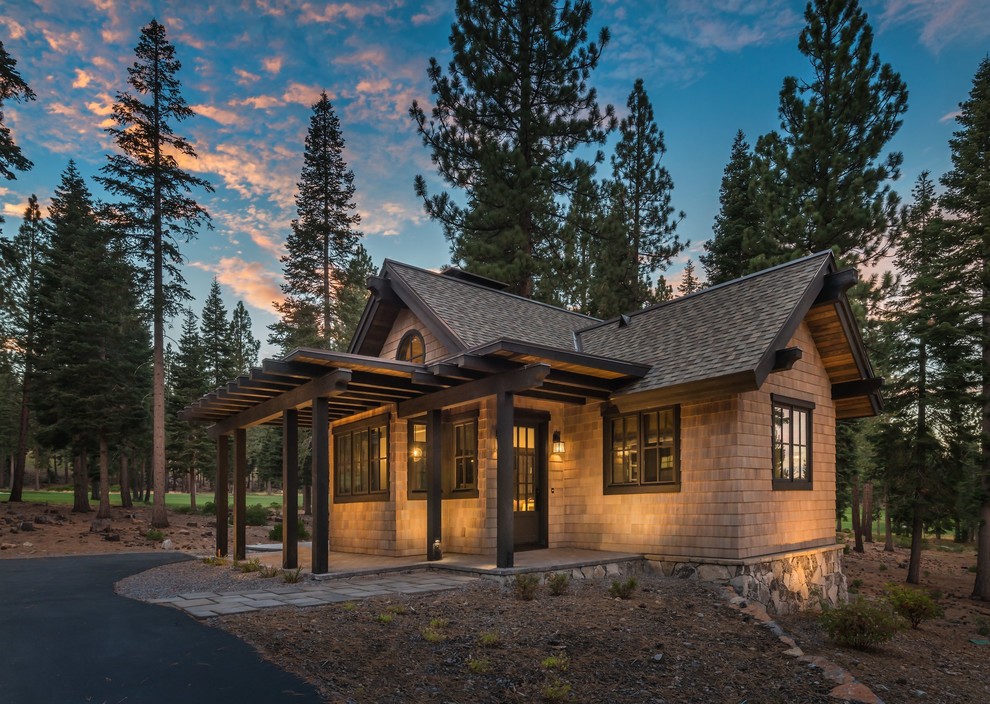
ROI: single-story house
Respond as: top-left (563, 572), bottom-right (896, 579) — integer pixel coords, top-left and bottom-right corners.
top-left (179, 250), bottom-right (881, 611)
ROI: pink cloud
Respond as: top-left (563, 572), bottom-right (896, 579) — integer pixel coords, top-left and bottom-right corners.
top-left (0, 16), bottom-right (27, 40)
top-left (190, 257), bottom-right (284, 314)
top-left (299, 2), bottom-right (395, 24)
top-left (880, 0), bottom-right (990, 52)
top-left (193, 103), bottom-right (246, 126)
top-left (72, 69), bottom-right (93, 89)
top-left (263, 56), bottom-right (283, 74)
top-left (940, 110), bottom-right (962, 123)
top-left (234, 68), bottom-right (261, 85)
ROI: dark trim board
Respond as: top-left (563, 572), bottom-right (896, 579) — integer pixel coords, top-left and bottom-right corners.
top-left (398, 364), bottom-right (552, 418)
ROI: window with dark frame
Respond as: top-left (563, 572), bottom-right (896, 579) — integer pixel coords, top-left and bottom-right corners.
top-left (772, 396), bottom-right (813, 489)
top-left (396, 330), bottom-right (426, 363)
top-left (334, 417), bottom-right (389, 502)
top-left (604, 406), bottom-right (679, 493)
top-left (406, 414), bottom-right (478, 498)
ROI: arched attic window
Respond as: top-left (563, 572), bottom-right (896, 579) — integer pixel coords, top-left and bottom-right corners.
top-left (397, 330), bottom-right (426, 364)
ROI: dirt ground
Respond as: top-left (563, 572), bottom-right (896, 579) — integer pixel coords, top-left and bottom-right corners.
top-left (5, 501), bottom-right (990, 703)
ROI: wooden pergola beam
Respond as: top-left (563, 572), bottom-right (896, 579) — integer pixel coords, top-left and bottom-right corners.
top-left (397, 364), bottom-right (551, 418)
top-left (208, 369), bottom-right (352, 438)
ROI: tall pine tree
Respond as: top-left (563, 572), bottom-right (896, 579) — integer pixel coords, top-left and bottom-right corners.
top-left (200, 278), bottom-right (236, 389)
top-left (0, 39), bottom-right (34, 185)
top-left (270, 91), bottom-right (362, 353)
top-left (410, 0), bottom-right (615, 297)
top-left (940, 56), bottom-right (990, 601)
top-left (229, 301), bottom-right (261, 375)
top-left (168, 308), bottom-right (209, 511)
top-left (97, 19), bottom-right (212, 528)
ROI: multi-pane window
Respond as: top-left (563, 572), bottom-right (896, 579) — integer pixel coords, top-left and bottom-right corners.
top-left (397, 331), bottom-right (426, 363)
top-left (605, 406), bottom-right (679, 493)
top-left (407, 414), bottom-right (478, 498)
top-left (334, 418), bottom-right (389, 501)
top-left (514, 425), bottom-right (536, 512)
top-left (772, 396), bottom-right (813, 488)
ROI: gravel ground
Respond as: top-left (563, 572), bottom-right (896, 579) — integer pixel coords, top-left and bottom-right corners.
top-left (115, 557), bottom-right (289, 600)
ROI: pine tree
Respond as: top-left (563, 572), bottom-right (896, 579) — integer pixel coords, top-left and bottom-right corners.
top-left (608, 79), bottom-right (684, 304)
top-left (0, 39), bottom-right (35, 185)
top-left (168, 308), bottom-right (209, 510)
top-left (702, 131), bottom-right (763, 284)
top-left (270, 91), bottom-right (361, 353)
top-left (677, 259), bottom-right (702, 296)
top-left (940, 56), bottom-right (990, 601)
top-left (229, 301), bottom-right (261, 375)
top-left (97, 19), bottom-right (213, 528)
top-left (754, 0), bottom-right (908, 265)
top-left (410, 0), bottom-right (616, 297)
top-left (3, 195), bottom-right (48, 502)
top-left (329, 244), bottom-right (374, 351)
top-left (200, 278), bottom-right (236, 389)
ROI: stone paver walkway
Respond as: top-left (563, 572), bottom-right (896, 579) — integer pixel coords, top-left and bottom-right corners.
top-left (153, 570), bottom-right (479, 619)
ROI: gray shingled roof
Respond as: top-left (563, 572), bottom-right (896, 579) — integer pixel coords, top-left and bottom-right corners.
top-left (576, 252), bottom-right (832, 395)
top-left (386, 261), bottom-right (598, 351)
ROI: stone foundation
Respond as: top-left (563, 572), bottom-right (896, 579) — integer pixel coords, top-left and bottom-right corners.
top-left (646, 545), bottom-right (847, 615)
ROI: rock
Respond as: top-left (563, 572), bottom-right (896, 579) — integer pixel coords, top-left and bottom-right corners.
top-left (1, 543), bottom-right (16, 550)
top-left (783, 647), bottom-right (804, 657)
top-left (104, 532), bottom-right (121, 542)
top-left (828, 682), bottom-right (883, 703)
top-left (89, 518), bottom-right (112, 533)
top-left (161, 538), bottom-right (173, 550)
top-left (18, 521), bottom-right (35, 532)
top-left (33, 514), bottom-right (51, 524)
top-left (21, 542), bottom-right (32, 548)
top-left (652, 653), bottom-right (664, 662)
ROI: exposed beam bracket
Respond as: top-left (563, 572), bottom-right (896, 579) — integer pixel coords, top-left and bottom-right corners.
top-left (772, 347), bottom-right (803, 372)
top-left (814, 268), bottom-right (858, 305)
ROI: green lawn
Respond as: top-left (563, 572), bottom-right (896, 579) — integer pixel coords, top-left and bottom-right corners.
top-left (0, 489), bottom-right (301, 509)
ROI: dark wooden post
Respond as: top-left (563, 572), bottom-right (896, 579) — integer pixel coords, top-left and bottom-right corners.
top-left (426, 408), bottom-right (442, 560)
top-left (233, 428), bottom-right (247, 561)
top-left (215, 435), bottom-right (229, 558)
top-left (312, 397), bottom-right (329, 575)
top-left (282, 409), bottom-right (299, 570)
top-left (496, 391), bottom-right (514, 568)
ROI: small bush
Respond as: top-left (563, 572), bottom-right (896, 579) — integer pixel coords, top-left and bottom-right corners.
top-left (969, 565), bottom-right (978, 573)
top-left (513, 574), bottom-right (540, 601)
top-left (257, 564), bottom-right (281, 578)
top-left (478, 631), bottom-right (501, 648)
top-left (173, 505), bottom-right (193, 515)
top-left (884, 584), bottom-right (942, 629)
top-left (467, 658), bottom-right (490, 673)
top-left (341, 601), bottom-right (356, 612)
top-left (878, 564), bottom-right (887, 572)
top-left (977, 618), bottom-right (990, 637)
top-left (245, 504), bottom-right (269, 526)
top-left (387, 604), bottom-right (407, 615)
top-left (541, 654), bottom-right (569, 672)
top-left (145, 529), bottom-right (165, 542)
top-left (818, 597), bottom-right (903, 649)
top-left (609, 577), bottom-right (637, 599)
top-left (429, 617), bottom-right (449, 629)
top-left (843, 544), bottom-right (851, 555)
top-left (541, 680), bottom-right (572, 702)
top-left (848, 578), bottom-right (864, 594)
top-left (283, 567), bottom-right (303, 584)
top-left (376, 613), bottom-right (394, 624)
top-left (547, 573), bottom-right (570, 596)
top-left (422, 628), bottom-right (446, 643)
top-left (202, 556), bottom-right (227, 567)
top-left (236, 558), bottom-right (263, 573)
top-left (268, 520), bottom-right (311, 542)
top-left (201, 501), bottom-right (216, 515)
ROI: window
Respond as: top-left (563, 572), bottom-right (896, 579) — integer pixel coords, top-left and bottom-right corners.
top-left (604, 406), bottom-right (679, 494)
top-left (772, 395), bottom-right (813, 489)
top-left (334, 416), bottom-right (389, 502)
top-left (407, 412), bottom-right (479, 499)
top-left (397, 330), bottom-right (426, 363)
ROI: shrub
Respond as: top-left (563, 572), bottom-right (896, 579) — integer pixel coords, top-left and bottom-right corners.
top-left (513, 574), bottom-right (540, 601)
top-left (541, 680), bottom-right (572, 702)
top-left (547, 573), bottom-right (570, 596)
top-left (236, 558), bottom-right (263, 573)
top-left (429, 617), bottom-right (449, 629)
top-left (201, 501), bottom-right (216, 515)
top-left (422, 628), bottom-right (446, 643)
top-left (145, 529), bottom-right (164, 541)
top-left (467, 658), bottom-right (490, 674)
top-left (227, 504), bottom-right (269, 526)
top-left (376, 613), bottom-right (394, 624)
top-left (283, 567), bottom-right (303, 584)
top-left (609, 577), bottom-right (637, 599)
top-left (478, 631), bottom-right (501, 648)
top-left (818, 597), bottom-right (903, 649)
top-left (977, 618), bottom-right (990, 637)
top-left (848, 578), bottom-right (864, 594)
top-left (884, 584), bottom-right (942, 629)
top-left (387, 604), bottom-right (407, 615)
top-left (173, 505), bottom-right (193, 515)
top-left (257, 564), bottom-right (281, 578)
top-left (541, 654), bottom-right (569, 672)
top-left (201, 556), bottom-right (227, 567)
top-left (268, 520), bottom-right (311, 541)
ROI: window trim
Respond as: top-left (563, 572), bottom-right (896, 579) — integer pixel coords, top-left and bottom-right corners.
top-left (406, 409), bottom-right (480, 500)
top-left (602, 405), bottom-right (681, 495)
top-left (332, 413), bottom-right (391, 503)
top-left (771, 394), bottom-right (814, 491)
top-left (396, 330), bottom-right (426, 364)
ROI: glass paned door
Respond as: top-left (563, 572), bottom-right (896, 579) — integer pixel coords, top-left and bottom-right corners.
top-left (513, 421), bottom-right (546, 548)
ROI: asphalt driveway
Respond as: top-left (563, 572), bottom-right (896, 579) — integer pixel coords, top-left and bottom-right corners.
top-left (0, 552), bottom-right (321, 704)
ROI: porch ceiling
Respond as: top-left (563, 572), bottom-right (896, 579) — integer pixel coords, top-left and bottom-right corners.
top-left (178, 346), bottom-right (644, 434)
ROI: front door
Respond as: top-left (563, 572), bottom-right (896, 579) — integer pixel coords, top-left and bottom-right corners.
top-left (513, 421), bottom-right (547, 548)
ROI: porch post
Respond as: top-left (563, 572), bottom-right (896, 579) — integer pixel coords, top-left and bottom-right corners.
top-left (311, 397), bottom-right (330, 575)
top-left (426, 408), bottom-right (442, 560)
top-left (214, 434), bottom-right (229, 558)
top-left (282, 409), bottom-right (299, 570)
top-left (233, 427), bottom-right (247, 561)
top-left (496, 391), bottom-right (514, 568)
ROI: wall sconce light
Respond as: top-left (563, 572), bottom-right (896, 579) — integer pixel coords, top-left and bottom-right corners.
top-left (552, 429), bottom-right (565, 455)
top-left (410, 446), bottom-right (424, 460)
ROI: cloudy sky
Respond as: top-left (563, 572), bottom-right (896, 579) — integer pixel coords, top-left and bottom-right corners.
top-left (1, 0), bottom-right (987, 359)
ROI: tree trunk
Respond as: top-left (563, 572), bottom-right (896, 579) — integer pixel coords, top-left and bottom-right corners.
top-left (189, 463), bottom-right (197, 512)
top-left (96, 435), bottom-right (111, 519)
top-left (862, 482), bottom-right (874, 543)
top-left (120, 452), bottom-right (133, 508)
top-left (907, 509), bottom-right (924, 584)
top-left (9, 379), bottom-right (31, 502)
top-left (266, 478), bottom-right (272, 496)
top-left (851, 473), bottom-right (864, 553)
top-left (303, 485), bottom-right (312, 516)
top-left (72, 453), bottom-right (91, 513)
top-left (884, 492), bottom-right (894, 552)
top-left (143, 457), bottom-right (151, 503)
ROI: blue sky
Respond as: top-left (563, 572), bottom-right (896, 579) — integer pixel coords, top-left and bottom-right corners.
top-left (1, 0), bottom-right (988, 359)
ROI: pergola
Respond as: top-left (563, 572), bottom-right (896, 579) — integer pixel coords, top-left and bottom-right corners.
top-left (178, 345), bottom-right (647, 572)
